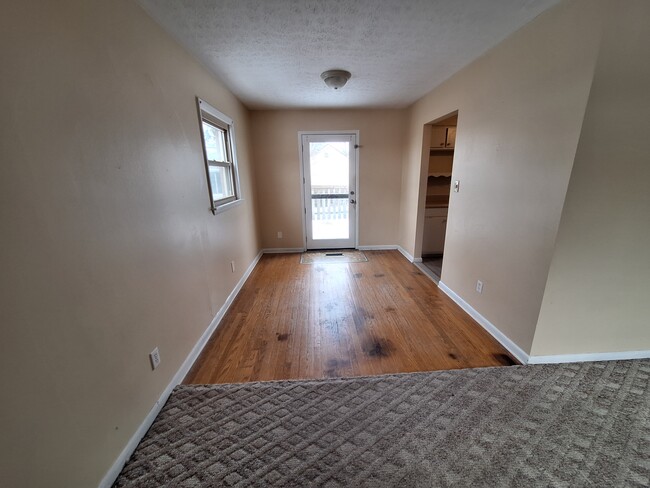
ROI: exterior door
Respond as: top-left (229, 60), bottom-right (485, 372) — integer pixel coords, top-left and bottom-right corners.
top-left (301, 133), bottom-right (357, 249)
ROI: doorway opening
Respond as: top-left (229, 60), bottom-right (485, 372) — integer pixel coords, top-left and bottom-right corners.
top-left (300, 132), bottom-right (358, 250)
top-left (419, 113), bottom-right (457, 282)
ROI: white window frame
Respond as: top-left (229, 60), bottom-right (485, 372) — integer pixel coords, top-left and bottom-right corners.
top-left (196, 97), bottom-right (242, 214)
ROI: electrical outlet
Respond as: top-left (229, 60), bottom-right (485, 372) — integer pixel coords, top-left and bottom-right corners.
top-left (454, 180), bottom-right (460, 192)
top-left (231, 261), bottom-right (235, 273)
top-left (277, 231), bottom-right (283, 239)
top-left (149, 347), bottom-right (161, 370)
top-left (476, 280), bottom-right (483, 294)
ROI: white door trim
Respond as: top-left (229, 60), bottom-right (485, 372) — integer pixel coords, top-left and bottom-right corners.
top-left (298, 131), bottom-right (360, 250)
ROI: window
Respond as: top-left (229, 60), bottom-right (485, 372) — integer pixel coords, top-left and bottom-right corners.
top-left (197, 98), bottom-right (241, 214)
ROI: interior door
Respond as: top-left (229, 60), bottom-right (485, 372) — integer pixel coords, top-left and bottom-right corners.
top-left (301, 133), bottom-right (357, 249)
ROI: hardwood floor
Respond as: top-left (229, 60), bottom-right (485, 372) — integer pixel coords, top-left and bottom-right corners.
top-left (184, 250), bottom-right (518, 384)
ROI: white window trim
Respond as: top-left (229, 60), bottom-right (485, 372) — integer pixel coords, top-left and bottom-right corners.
top-left (196, 97), bottom-right (242, 214)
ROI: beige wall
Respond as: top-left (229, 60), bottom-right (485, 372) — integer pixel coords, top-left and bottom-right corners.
top-left (399, 0), bottom-right (606, 353)
top-left (250, 110), bottom-right (407, 249)
top-left (531, 0), bottom-right (650, 356)
top-left (0, 1), bottom-right (259, 486)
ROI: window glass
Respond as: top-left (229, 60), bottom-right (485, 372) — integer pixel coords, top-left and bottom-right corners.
top-left (202, 121), bottom-right (227, 162)
top-left (208, 165), bottom-right (234, 201)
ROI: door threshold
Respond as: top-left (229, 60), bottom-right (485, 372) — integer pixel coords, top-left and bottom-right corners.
top-left (415, 261), bottom-right (440, 285)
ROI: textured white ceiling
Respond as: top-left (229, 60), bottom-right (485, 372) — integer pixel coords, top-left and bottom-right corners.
top-left (136, 0), bottom-right (561, 109)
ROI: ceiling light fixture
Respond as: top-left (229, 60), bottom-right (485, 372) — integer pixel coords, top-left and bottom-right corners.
top-left (320, 69), bottom-right (351, 90)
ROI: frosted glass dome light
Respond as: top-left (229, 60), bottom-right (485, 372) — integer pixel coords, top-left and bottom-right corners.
top-left (321, 70), bottom-right (352, 90)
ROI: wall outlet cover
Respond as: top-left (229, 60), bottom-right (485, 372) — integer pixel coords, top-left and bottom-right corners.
top-left (149, 347), bottom-right (161, 370)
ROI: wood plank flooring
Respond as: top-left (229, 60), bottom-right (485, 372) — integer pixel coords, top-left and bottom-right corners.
top-left (184, 250), bottom-right (517, 384)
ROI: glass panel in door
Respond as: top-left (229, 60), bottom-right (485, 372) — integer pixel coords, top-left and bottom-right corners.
top-left (302, 134), bottom-right (356, 249)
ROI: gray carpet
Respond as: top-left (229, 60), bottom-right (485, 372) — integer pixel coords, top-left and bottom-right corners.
top-left (114, 360), bottom-right (650, 487)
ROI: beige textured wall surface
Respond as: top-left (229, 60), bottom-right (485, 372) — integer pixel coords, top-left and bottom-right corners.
top-left (0, 1), bottom-right (258, 486)
top-left (250, 110), bottom-right (407, 249)
top-left (399, 0), bottom-right (606, 353)
top-left (531, 0), bottom-right (650, 356)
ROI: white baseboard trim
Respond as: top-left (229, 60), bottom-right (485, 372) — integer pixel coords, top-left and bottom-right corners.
top-left (528, 350), bottom-right (650, 365)
top-left (99, 250), bottom-right (263, 488)
top-left (397, 245), bottom-right (416, 263)
top-left (438, 281), bottom-right (530, 365)
top-left (262, 247), bottom-right (306, 254)
top-left (265, 245), bottom-right (410, 254)
top-left (357, 245), bottom-right (398, 251)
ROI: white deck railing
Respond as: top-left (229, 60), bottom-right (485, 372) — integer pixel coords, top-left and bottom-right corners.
top-left (312, 186), bottom-right (349, 221)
